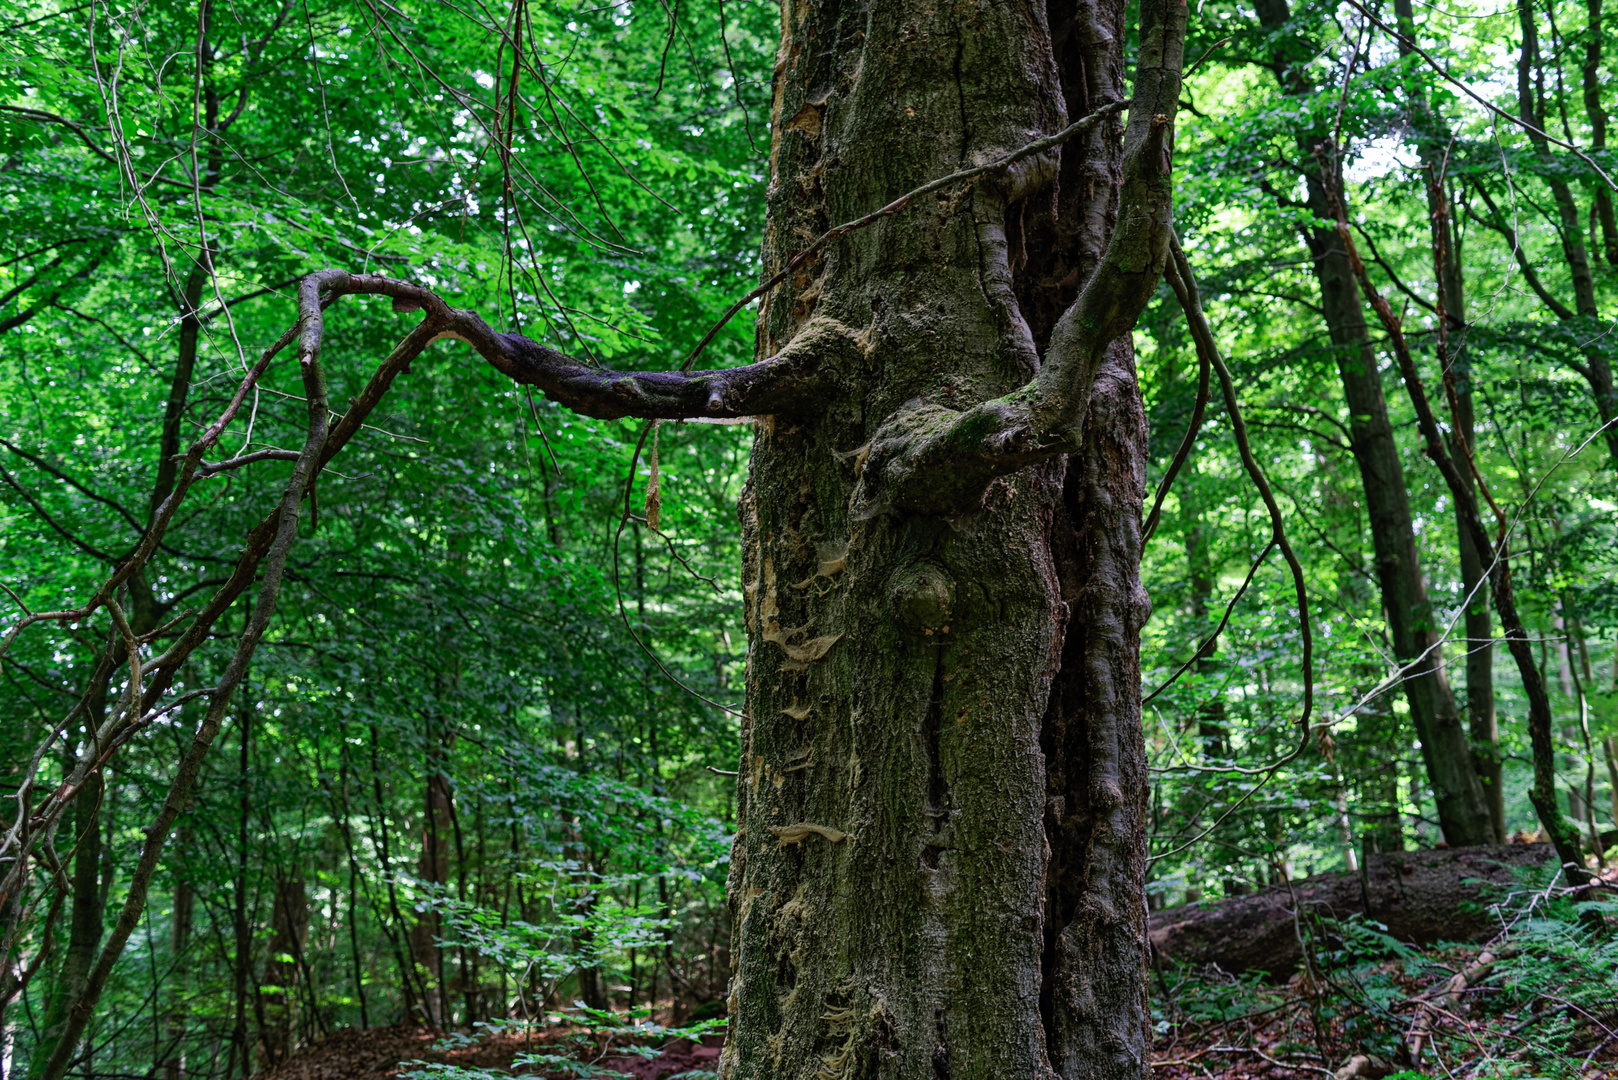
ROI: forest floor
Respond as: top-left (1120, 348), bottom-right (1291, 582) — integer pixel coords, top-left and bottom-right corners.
top-left (254, 951), bottom-right (1618, 1080)
top-left (1150, 948), bottom-right (1618, 1079)
top-left (253, 1022), bottom-right (724, 1080)
top-left (258, 907), bottom-right (1618, 1080)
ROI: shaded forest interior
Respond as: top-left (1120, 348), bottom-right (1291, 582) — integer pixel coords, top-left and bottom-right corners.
top-left (3, 0), bottom-right (1618, 1075)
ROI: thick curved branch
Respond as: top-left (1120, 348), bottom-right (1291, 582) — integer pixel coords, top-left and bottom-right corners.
top-left (307, 271), bottom-right (853, 421)
top-left (295, 100), bottom-right (1164, 423)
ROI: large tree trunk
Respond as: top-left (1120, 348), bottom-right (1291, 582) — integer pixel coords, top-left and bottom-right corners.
top-left (719, 0), bottom-right (1176, 1077)
top-left (170, 0), bottom-right (1180, 1071)
top-left (1296, 193), bottom-right (1491, 847)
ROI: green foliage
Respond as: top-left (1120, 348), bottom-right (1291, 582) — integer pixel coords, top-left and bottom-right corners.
top-left (3, 0), bottom-right (1618, 1074)
top-left (2, 0), bottom-right (767, 1071)
top-left (399, 998), bottom-right (723, 1080)
top-left (1141, 0), bottom-right (1618, 901)
top-left (1158, 882), bottom-right (1617, 1075)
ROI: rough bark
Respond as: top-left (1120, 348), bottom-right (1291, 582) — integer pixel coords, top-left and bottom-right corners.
top-left (77, 0), bottom-right (1189, 1072)
top-left (1038, 341), bottom-right (1153, 1079)
top-left (1253, 0), bottom-right (1494, 848)
top-left (1017, 3), bottom-right (1156, 1070)
top-left (712, 0), bottom-right (1179, 1075)
top-left (1148, 843), bottom-right (1556, 979)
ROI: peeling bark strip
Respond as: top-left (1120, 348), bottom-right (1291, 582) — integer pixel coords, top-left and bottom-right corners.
top-left (770, 824), bottom-right (850, 846)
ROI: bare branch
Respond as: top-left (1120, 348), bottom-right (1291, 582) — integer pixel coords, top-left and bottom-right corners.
top-left (307, 271), bottom-right (855, 421)
top-left (194, 448), bottom-right (301, 476)
top-left (1144, 317), bottom-right (1212, 544)
top-left (38, 272), bottom-right (340, 1080)
top-left (679, 99), bottom-right (1131, 372)
top-left (0, 466), bottom-right (123, 564)
top-left (1466, 183), bottom-right (1577, 320)
top-left (0, 438), bottom-right (146, 535)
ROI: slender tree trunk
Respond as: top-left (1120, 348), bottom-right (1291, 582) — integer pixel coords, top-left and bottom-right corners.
top-left (257, 878), bottom-right (307, 1068)
top-left (411, 755), bottom-right (452, 1028)
top-left (1323, 182), bottom-right (1594, 883)
top-left (369, 725), bottom-right (429, 1024)
top-left (331, 759), bottom-right (371, 1029)
top-left (1457, 443), bottom-right (1503, 840)
top-left (230, 694), bottom-right (251, 1080)
top-left (163, 835), bottom-right (193, 1080)
top-left (1300, 202), bottom-right (1489, 847)
top-left (26, 752), bottom-right (105, 1080)
top-left (1389, 0), bottom-right (1505, 839)
top-left (1254, 0), bottom-right (1494, 847)
top-left (1585, 0), bottom-right (1618, 265)
top-left (1605, 736), bottom-right (1618, 828)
